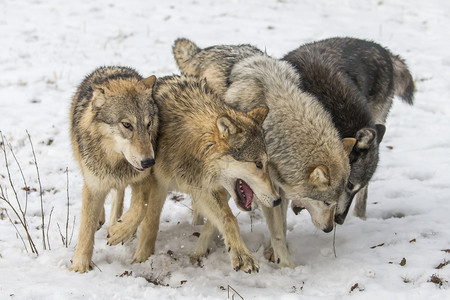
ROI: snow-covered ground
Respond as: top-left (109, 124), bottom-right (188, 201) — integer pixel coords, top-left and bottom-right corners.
top-left (1, 0), bottom-right (449, 299)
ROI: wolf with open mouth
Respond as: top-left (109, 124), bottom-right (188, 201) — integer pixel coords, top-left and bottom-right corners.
top-left (106, 75), bottom-right (280, 274)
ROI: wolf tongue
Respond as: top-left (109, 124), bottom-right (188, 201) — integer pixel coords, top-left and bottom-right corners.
top-left (241, 181), bottom-right (254, 208)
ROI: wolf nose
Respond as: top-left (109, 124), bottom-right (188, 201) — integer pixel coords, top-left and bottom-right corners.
top-left (323, 226), bottom-right (334, 233)
top-left (273, 198), bottom-right (282, 207)
top-left (141, 158), bottom-right (155, 169)
top-left (334, 214), bottom-right (346, 225)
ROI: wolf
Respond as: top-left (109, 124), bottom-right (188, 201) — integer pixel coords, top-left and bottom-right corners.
top-left (69, 66), bottom-right (158, 273)
top-left (282, 37), bottom-right (415, 223)
top-left (107, 75), bottom-right (280, 273)
top-left (173, 38), bottom-right (355, 267)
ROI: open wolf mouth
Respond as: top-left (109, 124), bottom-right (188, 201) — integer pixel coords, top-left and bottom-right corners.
top-left (292, 206), bottom-right (305, 215)
top-left (235, 179), bottom-right (254, 211)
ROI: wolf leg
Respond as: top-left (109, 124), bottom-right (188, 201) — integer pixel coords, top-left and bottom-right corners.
top-left (262, 198), bottom-right (295, 268)
top-left (108, 188), bottom-right (125, 228)
top-left (132, 178), bottom-right (167, 263)
top-left (353, 185), bottom-right (368, 220)
top-left (189, 219), bottom-right (216, 265)
top-left (192, 208), bottom-right (205, 225)
top-left (70, 184), bottom-right (108, 273)
top-left (107, 181), bottom-right (149, 245)
top-left (196, 189), bottom-right (259, 273)
top-left (97, 206), bottom-right (105, 231)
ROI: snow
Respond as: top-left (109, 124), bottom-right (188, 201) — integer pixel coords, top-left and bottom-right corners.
top-left (1, 0), bottom-right (449, 299)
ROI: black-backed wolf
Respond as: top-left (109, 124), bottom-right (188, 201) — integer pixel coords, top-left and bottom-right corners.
top-left (283, 37), bottom-right (414, 223)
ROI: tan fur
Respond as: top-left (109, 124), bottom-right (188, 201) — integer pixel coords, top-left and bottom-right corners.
top-left (69, 66), bottom-right (158, 273)
top-left (172, 39), bottom-right (353, 268)
top-left (343, 137), bottom-right (357, 155)
top-left (111, 75), bottom-right (279, 273)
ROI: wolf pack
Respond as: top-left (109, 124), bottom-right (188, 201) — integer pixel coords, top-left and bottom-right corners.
top-left (69, 37), bottom-right (414, 273)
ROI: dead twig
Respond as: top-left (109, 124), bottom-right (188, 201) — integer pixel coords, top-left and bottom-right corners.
top-left (65, 167), bottom-right (70, 248)
top-left (228, 285), bottom-right (244, 300)
top-left (0, 201), bottom-right (28, 252)
top-left (46, 206), bottom-right (54, 250)
top-left (69, 216), bottom-right (76, 245)
top-left (26, 130), bottom-right (46, 251)
top-left (57, 223), bottom-right (66, 246)
top-left (0, 132), bottom-right (39, 255)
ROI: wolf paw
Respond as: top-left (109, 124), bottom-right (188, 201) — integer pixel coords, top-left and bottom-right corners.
top-left (106, 219), bottom-right (137, 246)
top-left (229, 247), bottom-right (259, 274)
top-left (264, 244), bottom-right (295, 268)
top-left (131, 247), bottom-right (154, 264)
top-left (264, 245), bottom-right (276, 262)
top-left (188, 249), bottom-right (208, 266)
top-left (69, 257), bottom-right (92, 273)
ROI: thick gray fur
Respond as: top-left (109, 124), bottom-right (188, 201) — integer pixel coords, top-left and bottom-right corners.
top-left (173, 38), bottom-right (353, 268)
top-left (283, 37), bottom-right (414, 222)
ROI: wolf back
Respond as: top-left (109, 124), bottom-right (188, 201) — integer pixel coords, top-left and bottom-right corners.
top-left (282, 37), bottom-right (414, 222)
top-left (172, 38), bottom-right (355, 268)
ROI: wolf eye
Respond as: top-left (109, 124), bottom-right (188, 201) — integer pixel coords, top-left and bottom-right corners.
top-left (122, 122), bottom-right (133, 131)
top-left (255, 161), bottom-right (263, 169)
top-left (147, 122), bottom-right (152, 131)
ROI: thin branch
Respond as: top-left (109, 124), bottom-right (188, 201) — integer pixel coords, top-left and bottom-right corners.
top-left (69, 216), bottom-right (76, 246)
top-left (1, 133), bottom-right (24, 218)
top-left (26, 130), bottom-right (46, 251)
top-left (65, 167), bottom-right (69, 248)
top-left (333, 225), bottom-right (337, 258)
top-left (1, 202), bottom-right (28, 252)
top-left (91, 260), bottom-right (102, 272)
top-left (6, 141), bottom-right (29, 215)
top-left (332, 206), bottom-right (337, 258)
top-left (2, 189), bottom-right (39, 254)
top-left (228, 285), bottom-right (244, 300)
top-left (57, 223), bottom-right (66, 246)
top-left (0, 138), bottom-right (39, 255)
top-left (47, 206), bottom-right (54, 250)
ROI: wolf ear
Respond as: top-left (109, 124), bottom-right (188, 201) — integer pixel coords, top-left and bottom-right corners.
top-left (141, 75), bottom-right (157, 89)
top-left (309, 165), bottom-right (330, 188)
top-left (217, 116), bottom-right (238, 139)
top-left (375, 124), bottom-right (386, 144)
top-left (355, 128), bottom-right (377, 150)
top-left (92, 86), bottom-right (106, 108)
top-left (247, 106), bottom-right (269, 126)
top-left (342, 137), bottom-right (357, 155)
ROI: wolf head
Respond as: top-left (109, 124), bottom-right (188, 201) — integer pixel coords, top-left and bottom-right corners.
top-left (91, 75), bottom-right (158, 172)
top-left (285, 137), bottom-right (354, 232)
top-left (334, 125), bottom-right (386, 224)
top-left (214, 105), bottom-right (281, 210)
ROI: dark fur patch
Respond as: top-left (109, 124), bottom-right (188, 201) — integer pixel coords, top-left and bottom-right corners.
top-left (283, 37), bottom-right (414, 221)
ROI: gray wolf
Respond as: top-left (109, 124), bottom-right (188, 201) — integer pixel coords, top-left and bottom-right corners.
top-left (282, 37), bottom-right (414, 223)
top-left (173, 38), bottom-right (355, 267)
top-left (108, 75), bottom-right (280, 273)
top-left (69, 66), bottom-right (158, 273)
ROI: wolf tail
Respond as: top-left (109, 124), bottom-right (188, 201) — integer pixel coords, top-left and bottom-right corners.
top-left (391, 55), bottom-right (415, 105)
top-left (173, 38), bottom-right (200, 72)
